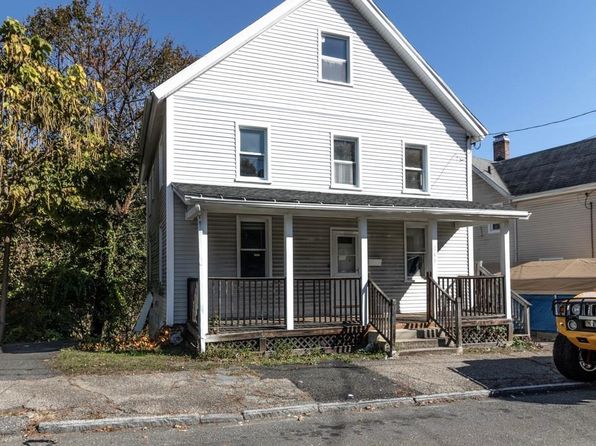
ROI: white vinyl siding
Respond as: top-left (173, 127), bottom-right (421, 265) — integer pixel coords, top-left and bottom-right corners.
top-left (516, 192), bottom-right (594, 263)
top-left (170, 0), bottom-right (468, 199)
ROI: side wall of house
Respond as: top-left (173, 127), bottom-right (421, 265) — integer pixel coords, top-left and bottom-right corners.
top-left (516, 191), bottom-right (595, 263)
top-left (170, 0), bottom-right (469, 200)
top-left (472, 173), bottom-right (516, 271)
top-left (147, 126), bottom-right (168, 332)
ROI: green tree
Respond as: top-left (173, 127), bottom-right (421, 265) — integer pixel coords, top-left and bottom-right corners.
top-left (26, 1), bottom-right (196, 339)
top-left (0, 18), bottom-right (104, 344)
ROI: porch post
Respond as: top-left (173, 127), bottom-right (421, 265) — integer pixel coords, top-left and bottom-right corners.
top-left (359, 216), bottom-right (369, 325)
top-left (284, 214), bottom-right (294, 331)
top-left (499, 220), bottom-right (512, 320)
top-left (197, 211), bottom-right (209, 353)
top-left (428, 221), bottom-right (438, 280)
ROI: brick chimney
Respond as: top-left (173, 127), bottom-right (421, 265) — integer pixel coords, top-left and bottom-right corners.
top-left (493, 133), bottom-right (510, 161)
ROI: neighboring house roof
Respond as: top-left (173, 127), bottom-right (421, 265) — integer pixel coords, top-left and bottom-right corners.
top-left (473, 136), bottom-right (596, 198)
top-left (139, 0), bottom-right (488, 180)
top-left (172, 183), bottom-right (529, 220)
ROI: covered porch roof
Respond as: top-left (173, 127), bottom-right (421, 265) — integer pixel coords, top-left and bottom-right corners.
top-left (173, 183), bottom-right (530, 222)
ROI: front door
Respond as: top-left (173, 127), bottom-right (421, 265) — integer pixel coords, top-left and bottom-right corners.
top-left (331, 230), bottom-right (360, 278)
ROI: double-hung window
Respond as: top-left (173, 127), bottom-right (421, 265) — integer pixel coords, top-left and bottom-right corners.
top-left (405, 224), bottom-right (427, 280)
top-left (238, 126), bottom-right (268, 181)
top-left (333, 136), bottom-right (359, 187)
top-left (321, 33), bottom-right (350, 84)
top-left (404, 144), bottom-right (428, 192)
top-left (238, 218), bottom-right (270, 278)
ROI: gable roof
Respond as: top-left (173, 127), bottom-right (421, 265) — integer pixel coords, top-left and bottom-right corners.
top-left (140, 0), bottom-right (488, 180)
top-left (473, 136), bottom-right (596, 197)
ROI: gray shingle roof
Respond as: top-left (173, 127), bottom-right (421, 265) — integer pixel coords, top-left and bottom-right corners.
top-left (173, 183), bottom-right (514, 211)
top-left (490, 137), bottom-right (596, 196)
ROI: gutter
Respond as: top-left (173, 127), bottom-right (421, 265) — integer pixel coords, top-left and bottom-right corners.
top-left (182, 195), bottom-right (530, 220)
top-left (511, 182), bottom-right (596, 203)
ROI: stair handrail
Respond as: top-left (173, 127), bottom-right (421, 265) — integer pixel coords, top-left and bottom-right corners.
top-left (367, 280), bottom-right (397, 356)
top-left (427, 273), bottom-right (462, 348)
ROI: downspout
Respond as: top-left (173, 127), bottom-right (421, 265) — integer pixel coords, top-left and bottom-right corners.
top-left (586, 192), bottom-right (594, 258)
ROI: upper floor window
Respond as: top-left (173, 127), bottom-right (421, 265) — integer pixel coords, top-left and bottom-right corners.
top-left (404, 143), bottom-right (429, 193)
top-left (320, 32), bottom-right (351, 84)
top-left (237, 125), bottom-right (269, 181)
top-left (333, 135), bottom-right (360, 188)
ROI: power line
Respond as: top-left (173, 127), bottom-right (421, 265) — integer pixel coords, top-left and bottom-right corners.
top-left (488, 108), bottom-right (596, 136)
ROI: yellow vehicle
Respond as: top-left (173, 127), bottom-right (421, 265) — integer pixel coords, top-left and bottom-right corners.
top-left (553, 292), bottom-right (596, 382)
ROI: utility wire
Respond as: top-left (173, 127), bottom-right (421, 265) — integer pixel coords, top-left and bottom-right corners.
top-left (488, 108), bottom-right (596, 136)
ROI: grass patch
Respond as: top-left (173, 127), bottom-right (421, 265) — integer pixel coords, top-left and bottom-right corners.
top-left (52, 347), bottom-right (387, 375)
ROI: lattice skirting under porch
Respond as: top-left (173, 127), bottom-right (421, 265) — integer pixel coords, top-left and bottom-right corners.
top-left (462, 324), bottom-right (510, 345)
top-left (205, 327), bottom-right (366, 354)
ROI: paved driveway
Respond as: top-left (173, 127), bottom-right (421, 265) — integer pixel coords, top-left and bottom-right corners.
top-left (0, 341), bottom-right (70, 381)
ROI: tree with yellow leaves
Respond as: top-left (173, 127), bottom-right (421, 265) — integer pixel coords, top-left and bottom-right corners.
top-left (0, 18), bottom-right (104, 344)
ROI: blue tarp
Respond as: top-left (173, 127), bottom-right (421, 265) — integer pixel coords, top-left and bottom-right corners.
top-left (523, 294), bottom-right (574, 333)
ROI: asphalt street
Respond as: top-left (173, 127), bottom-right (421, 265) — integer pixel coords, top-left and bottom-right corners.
top-left (14, 388), bottom-right (596, 446)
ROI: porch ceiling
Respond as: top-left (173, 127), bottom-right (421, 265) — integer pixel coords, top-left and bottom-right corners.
top-left (173, 183), bottom-right (529, 222)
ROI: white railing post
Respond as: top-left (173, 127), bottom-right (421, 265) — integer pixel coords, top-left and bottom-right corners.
top-left (284, 214), bottom-right (294, 331)
top-left (359, 216), bottom-right (369, 326)
top-left (428, 221), bottom-right (438, 281)
top-left (197, 211), bottom-right (209, 353)
top-left (500, 220), bottom-right (512, 320)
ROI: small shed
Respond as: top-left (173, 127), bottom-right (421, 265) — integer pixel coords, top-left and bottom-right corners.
top-left (511, 259), bottom-right (596, 334)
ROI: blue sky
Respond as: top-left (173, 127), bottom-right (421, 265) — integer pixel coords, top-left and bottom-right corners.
top-left (4, 0), bottom-right (596, 159)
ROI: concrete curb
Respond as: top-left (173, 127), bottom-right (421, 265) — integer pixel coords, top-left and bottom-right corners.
top-left (36, 382), bottom-right (594, 434)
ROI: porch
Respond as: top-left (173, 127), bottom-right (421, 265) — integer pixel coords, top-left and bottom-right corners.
top-left (175, 183), bottom-right (529, 353)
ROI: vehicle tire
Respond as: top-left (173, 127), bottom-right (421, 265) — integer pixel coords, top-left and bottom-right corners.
top-left (553, 334), bottom-right (596, 382)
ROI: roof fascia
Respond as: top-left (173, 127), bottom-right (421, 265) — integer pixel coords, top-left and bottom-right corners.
top-left (151, 0), bottom-right (310, 101)
top-left (350, 0), bottom-right (488, 140)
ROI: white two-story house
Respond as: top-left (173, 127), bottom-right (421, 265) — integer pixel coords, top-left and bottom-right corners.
top-left (139, 0), bottom-right (528, 352)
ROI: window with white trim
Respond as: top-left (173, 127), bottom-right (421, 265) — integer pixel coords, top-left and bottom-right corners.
top-left (238, 126), bottom-right (268, 180)
top-left (405, 224), bottom-right (427, 280)
top-left (487, 223), bottom-right (501, 234)
top-left (333, 136), bottom-right (359, 187)
top-left (237, 217), bottom-right (271, 278)
top-left (404, 144), bottom-right (428, 192)
top-left (321, 33), bottom-right (350, 84)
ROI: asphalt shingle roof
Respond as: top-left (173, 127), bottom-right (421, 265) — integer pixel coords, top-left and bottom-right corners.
top-left (490, 137), bottom-right (596, 196)
top-left (173, 183), bottom-right (514, 211)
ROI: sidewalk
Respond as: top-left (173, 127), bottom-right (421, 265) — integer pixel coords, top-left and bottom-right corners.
top-left (0, 343), bottom-right (569, 430)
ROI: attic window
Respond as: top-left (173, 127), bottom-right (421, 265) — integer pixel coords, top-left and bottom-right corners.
top-left (320, 32), bottom-right (351, 84)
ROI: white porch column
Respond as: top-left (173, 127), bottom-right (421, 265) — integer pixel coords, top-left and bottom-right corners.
top-left (197, 211), bottom-right (209, 353)
top-left (499, 220), bottom-right (512, 320)
top-left (359, 216), bottom-right (369, 326)
top-left (428, 221), bottom-right (439, 281)
top-left (284, 214), bottom-right (294, 331)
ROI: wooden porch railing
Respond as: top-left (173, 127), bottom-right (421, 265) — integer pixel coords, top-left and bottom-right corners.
top-left (368, 280), bottom-right (396, 356)
top-left (427, 273), bottom-right (462, 347)
top-left (207, 278), bottom-right (286, 330)
top-left (477, 262), bottom-right (532, 337)
top-left (438, 276), bottom-right (506, 319)
top-left (294, 277), bottom-right (361, 325)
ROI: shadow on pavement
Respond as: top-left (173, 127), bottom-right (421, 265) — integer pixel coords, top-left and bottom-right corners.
top-left (1, 340), bottom-right (74, 354)
top-left (256, 361), bottom-right (415, 402)
top-left (450, 355), bottom-right (569, 390)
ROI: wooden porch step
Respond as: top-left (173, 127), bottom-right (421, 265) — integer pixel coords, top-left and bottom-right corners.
top-left (396, 338), bottom-right (446, 350)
